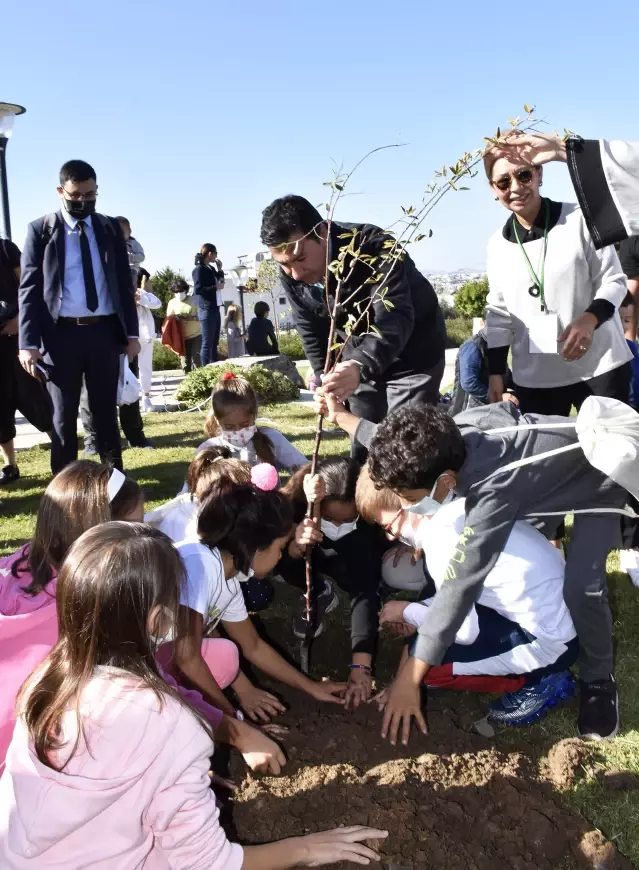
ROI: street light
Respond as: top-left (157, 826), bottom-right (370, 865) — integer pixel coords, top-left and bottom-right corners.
top-left (0, 102), bottom-right (26, 240)
top-left (230, 261), bottom-right (250, 327)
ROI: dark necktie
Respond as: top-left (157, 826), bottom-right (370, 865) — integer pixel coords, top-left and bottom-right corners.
top-left (77, 220), bottom-right (98, 312)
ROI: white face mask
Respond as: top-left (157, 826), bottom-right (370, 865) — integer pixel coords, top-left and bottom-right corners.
top-left (178, 292), bottom-right (187, 301)
top-left (221, 424), bottom-right (257, 449)
top-left (405, 474), bottom-right (455, 517)
top-left (398, 524), bottom-right (422, 549)
top-left (320, 517), bottom-right (359, 541)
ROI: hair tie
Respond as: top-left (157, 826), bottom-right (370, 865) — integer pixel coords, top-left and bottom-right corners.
top-left (107, 468), bottom-right (126, 503)
top-left (251, 463), bottom-right (279, 491)
top-left (222, 371), bottom-right (237, 381)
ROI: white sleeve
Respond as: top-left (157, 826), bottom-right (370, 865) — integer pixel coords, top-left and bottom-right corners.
top-left (138, 289), bottom-right (162, 310)
top-left (404, 602), bottom-right (429, 628)
top-left (404, 600), bottom-right (479, 645)
top-left (266, 428), bottom-right (308, 470)
top-left (219, 579), bottom-right (249, 623)
top-left (602, 140), bottom-right (639, 236)
top-left (179, 546), bottom-right (215, 617)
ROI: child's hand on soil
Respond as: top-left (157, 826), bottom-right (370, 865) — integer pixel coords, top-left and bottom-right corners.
top-left (309, 680), bottom-right (347, 704)
top-left (303, 473), bottom-right (326, 505)
top-left (381, 662), bottom-right (428, 746)
top-left (293, 826), bottom-right (388, 866)
top-left (235, 685), bottom-right (286, 723)
top-left (345, 669), bottom-right (373, 710)
top-left (233, 723), bottom-right (287, 775)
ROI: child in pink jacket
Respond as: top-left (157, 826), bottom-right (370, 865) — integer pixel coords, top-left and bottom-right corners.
top-left (0, 522), bottom-right (386, 868)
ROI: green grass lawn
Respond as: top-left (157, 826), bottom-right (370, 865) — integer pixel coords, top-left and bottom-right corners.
top-left (2, 404), bottom-right (639, 863)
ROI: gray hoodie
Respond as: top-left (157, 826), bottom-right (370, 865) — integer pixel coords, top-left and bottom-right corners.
top-left (356, 402), bottom-right (627, 666)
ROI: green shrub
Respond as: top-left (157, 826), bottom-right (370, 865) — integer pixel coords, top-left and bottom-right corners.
top-left (445, 316), bottom-right (473, 348)
top-left (278, 330), bottom-right (305, 361)
top-left (454, 277), bottom-right (489, 318)
top-left (153, 341), bottom-right (181, 371)
top-left (175, 363), bottom-right (300, 406)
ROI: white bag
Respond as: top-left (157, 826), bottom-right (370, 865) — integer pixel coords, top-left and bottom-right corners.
top-left (117, 355), bottom-right (141, 406)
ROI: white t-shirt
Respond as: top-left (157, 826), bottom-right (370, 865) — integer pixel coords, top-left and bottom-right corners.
top-left (196, 427), bottom-right (307, 471)
top-left (177, 541), bottom-right (248, 635)
top-left (145, 494), bottom-right (199, 543)
top-left (404, 498), bottom-right (575, 647)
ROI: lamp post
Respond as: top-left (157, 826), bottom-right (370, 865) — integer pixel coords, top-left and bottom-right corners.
top-left (0, 103), bottom-right (26, 240)
top-left (231, 262), bottom-right (249, 329)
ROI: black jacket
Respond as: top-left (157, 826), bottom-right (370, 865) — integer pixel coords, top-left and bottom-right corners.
top-left (279, 221), bottom-right (446, 379)
top-left (192, 263), bottom-right (221, 305)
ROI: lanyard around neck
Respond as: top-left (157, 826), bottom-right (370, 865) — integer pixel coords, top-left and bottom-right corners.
top-left (513, 199), bottom-right (550, 312)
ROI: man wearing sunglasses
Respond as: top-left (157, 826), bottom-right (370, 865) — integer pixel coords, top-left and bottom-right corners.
top-left (260, 195), bottom-right (446, 456)
top-left (18, 160), bottom-right (140, 474)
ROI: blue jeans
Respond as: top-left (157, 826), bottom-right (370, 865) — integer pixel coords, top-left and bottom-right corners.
top-left (198, 304), bottom-right (221, 366)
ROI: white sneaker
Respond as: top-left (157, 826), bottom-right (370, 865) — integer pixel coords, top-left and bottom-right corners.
top-left (142, 397), bottom-right (154, 413)
top-left (619, 548), bottom-right (639, 588)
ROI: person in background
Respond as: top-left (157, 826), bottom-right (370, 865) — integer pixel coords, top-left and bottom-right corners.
top-left (224, 303), bottom-right (245, 357)
top-left (133, 268), bottom-right (161, 412)
top-left (116, 216), bottom-right (145, 290)
top-left (449, 325), bottom-right (517, 415)
top-left (617, 293), bottom-right (639, 588)
top-left (166, 278), bottom-right (202, 373)
top-left (18, 160), bottom-right (140, 473)
top-left (0, 522), bottom-right (386, 868)
top-left (193, 243), bottom-right (224, 365)
top-left (483, 147), bottom-right (631, 417)
top-left (619, 235), bottom-right (639, 339)
top-left (247, 301), bottom-right (279, 356)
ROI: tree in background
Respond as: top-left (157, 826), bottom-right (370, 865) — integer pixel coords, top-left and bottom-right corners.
top-left (454, 276), bottom-right (489, 318)
top-left (151, 267), bottom-right (187, 313)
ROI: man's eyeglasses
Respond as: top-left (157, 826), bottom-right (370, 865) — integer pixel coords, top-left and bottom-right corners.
top-left (61, 188), bottom-right (98, 202)
top-left (492, 168), bottom-right (535, 192)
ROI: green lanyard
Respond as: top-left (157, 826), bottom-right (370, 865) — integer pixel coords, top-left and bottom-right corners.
top-left (513, 199), bottom-right (550, 312)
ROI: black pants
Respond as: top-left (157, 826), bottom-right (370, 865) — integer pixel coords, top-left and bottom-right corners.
top-left (45, 318), bottom-right (122, 473)
top-left (80, 354), bottom-right (147, 451)
top-left (184, 335), bottom-right (202, 372)
top-left (198, 304), bottom-right (221, 366)
top-left (0, 335), bottom-right (52, 444)
top-left (348, 357), bottom-right (446, 461)
top-left (514, 363), bottom-right (631, 416)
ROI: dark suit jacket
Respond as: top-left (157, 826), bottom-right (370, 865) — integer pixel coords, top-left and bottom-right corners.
top-left (18, 211), bottom-right (139, 352)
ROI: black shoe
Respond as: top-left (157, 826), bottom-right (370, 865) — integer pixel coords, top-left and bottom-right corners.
top-left (0, 464), bottom-right (19, 485)
top-left (578, 675), bottom-right (619, 741)
top-left (293, 578), bottom-right (338, 639)
top-left (128, 440), bottom-right (155, 450)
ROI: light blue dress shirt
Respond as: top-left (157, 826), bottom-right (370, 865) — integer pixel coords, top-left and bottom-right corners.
top-left (58, 210), bottom-right (115, 317)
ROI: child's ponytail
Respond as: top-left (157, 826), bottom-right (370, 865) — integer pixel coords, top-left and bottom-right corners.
top-left (198, 484), bottom-right (293, 574)
top-left (186, 447), bottom-right (251, 502)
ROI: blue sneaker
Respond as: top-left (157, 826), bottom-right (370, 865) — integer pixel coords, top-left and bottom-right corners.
top-left (488, 670), bottom-right (576, 727)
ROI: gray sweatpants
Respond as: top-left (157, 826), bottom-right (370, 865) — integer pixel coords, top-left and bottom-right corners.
top-left (564, 513), bottom-right (621, 683)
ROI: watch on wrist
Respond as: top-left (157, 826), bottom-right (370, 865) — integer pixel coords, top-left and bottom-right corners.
top-left (234, 710), bottom-right (244, 721)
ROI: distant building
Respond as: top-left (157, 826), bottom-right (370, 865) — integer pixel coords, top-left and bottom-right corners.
top-left (223, 251), bottom-right (295, 330)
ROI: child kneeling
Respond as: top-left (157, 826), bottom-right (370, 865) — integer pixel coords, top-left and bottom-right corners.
top-left (357, 468), bottom-right (578, 726)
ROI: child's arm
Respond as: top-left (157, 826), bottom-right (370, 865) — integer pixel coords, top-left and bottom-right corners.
top-left (268, 320), bottom-right (279, 353)
top-left (458, 340), bottom-right (489, 401)
top-left (230, 670), bottom-right (286, 722)
top-left (222, 617), bottom-right (346, 705)
top-left (173, 607), bottom-right (237, 718)
top-left (269, 429), bottom-right (308, 471)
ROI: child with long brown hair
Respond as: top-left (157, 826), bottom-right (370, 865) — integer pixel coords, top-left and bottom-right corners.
top-left (224, 303), bottom-right (245, 358)
top-left (195, 371), bottom-right (306, 470)
top-left (0, 461), bottom-right (143, 768)
top-left (0, 522), bottom-right (387, 867)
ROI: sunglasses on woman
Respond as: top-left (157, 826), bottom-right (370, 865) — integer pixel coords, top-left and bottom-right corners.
top-left (492, 167), bottom-right (536, 192)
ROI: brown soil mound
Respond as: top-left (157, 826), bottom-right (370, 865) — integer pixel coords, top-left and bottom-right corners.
top-left (231, 693), bottom-right (632, 869)
top-left (545, 738), bottom-right (588, 790)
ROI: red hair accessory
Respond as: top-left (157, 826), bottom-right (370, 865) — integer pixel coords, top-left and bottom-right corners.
top-left (222, 371), bottom-right (237, 381)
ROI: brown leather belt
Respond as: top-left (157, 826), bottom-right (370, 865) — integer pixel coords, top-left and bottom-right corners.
top-left (58, 314), bottom-right (117, 326)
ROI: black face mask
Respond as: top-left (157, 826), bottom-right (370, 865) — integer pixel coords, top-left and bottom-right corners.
top-left (63, 198), bottom-right (96, 220)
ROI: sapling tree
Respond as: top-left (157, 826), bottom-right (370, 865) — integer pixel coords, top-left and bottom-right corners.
top-left (292, 106), bottom-right (549, 671)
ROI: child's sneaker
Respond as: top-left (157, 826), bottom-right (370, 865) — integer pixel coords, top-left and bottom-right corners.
top-left (619, 548), bottom-right (639, 588)
top-left (293, 577), bottom-right (338, 639)
top-left (488, 670), bottom-right (576, 727)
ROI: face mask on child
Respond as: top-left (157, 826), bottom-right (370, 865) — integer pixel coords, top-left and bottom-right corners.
top-left (221, 424), bottom-right (257, 448)
top-left (320, 517), bottom-right (359, 541)
top-left (179, 291), bottom-right (187, 301)
top-left (405, 474), bottom-right (455, 517)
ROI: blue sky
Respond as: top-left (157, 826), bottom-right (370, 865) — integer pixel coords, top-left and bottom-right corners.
top-left (3, 1), bottom-right (638, 276)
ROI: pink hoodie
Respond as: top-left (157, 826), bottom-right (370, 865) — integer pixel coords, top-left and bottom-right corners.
top-left (0, 669), bottom-right (244, 869)
top-left (0, 549), bottom-right (58, 773)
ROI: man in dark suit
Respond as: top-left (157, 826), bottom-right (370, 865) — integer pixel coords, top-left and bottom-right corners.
top-left (18, 160), bottom-right (140, 473)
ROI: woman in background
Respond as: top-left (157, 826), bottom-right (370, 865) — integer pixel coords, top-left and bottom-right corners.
top-left (193, 243), bottom-right (224, 365)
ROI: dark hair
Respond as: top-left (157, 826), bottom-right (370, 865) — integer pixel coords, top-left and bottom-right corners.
top-left (172, 278), bottom-right (189, 294)
top-left (186, 446), bottom-right (251, 501)
top-left (194, 243), bottom-right (217, 266)
top-left (368, 406), bottom-right (467, 491)
top-left (19, 522), bottom-right (211, 770)
top-left (59, 160), bottom-right (97, 186)
top-left (283, 456), bottom-right (360, 522)
top-left (204, 374), bottom-right (276, 464)
top-left (621, 291), bottom-right (636, 309)
top-left (254, 301), bottom-right (270, 318)
top-left (260, 195), bottom-right (324, 248)
top-left (116, 216), bottom-right (130, 227)
top-left (198, 484), bottom-right (293, 574)
top-left (137, 267), bottom-right (151, 289)
top-left (11, 460), bottom-right (143, 596)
